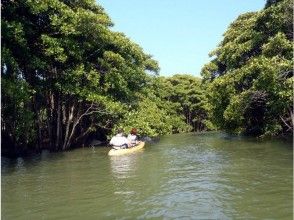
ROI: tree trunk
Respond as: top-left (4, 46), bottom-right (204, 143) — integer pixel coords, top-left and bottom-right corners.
top-left (47, 90), bottom-right (56, 151)
top-left (35, 105), bottom-right (42, 153)
top-left (62, 104), bottom-right (74, 150)
top-left (55, 95), bottom-right (62, 150)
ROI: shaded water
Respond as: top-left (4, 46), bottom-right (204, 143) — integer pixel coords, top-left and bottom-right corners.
top-left (2, 132), bottom-right (293, 219)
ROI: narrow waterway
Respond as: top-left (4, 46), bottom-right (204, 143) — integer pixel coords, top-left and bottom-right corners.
top-left (2, 132), bottom-right (293, 219)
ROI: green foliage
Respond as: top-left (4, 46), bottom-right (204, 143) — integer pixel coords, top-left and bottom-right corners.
top-left (117, 98), bottom-right (175, 137)
top-left (4, 0), bottom-right (291, 156)
top-left (262, 32), bottom-right (292, 58)
top-left (118, 74), bottom-right (213, 137)
top-left (201, 0), bottom-right (293, 137)
top-left (1, 77), bottom-right (36, 147)
top-left (164, 74), bottom-right (213, 132)
top-left (1, 0), bottom-right (159, 153)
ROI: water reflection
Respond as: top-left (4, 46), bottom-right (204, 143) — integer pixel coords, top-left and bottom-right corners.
top-left (1, 133), bottom-right (292, 219)
top-left (108, 152), bottom-right (145, 209)
top-left (109, 152), bottom-right (143, 179)
top-left (110, 154), bottom-right (138, 179)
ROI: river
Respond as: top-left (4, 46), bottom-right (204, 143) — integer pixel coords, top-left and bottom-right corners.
top-left (1, 132), bottom-right (293, 219)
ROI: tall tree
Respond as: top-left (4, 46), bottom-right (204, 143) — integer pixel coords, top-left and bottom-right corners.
top-left (1, 0), bottom-right (158, 155)
top-left (201, 0), bottom-right (293, 137)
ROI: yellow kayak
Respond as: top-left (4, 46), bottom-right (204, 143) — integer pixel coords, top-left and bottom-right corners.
top-left (108, 142), bottom-right (145, 156)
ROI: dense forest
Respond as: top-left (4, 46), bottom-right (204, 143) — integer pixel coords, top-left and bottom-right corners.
top-left (1, 0), bottom-right (293, 157)
top-left (201, 0), bottom-right (293, 136)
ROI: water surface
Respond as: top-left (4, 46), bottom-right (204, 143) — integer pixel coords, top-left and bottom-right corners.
top-left (2, 132), bottom-right (293, 219)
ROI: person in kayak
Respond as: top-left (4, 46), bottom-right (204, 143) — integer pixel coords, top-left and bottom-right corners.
top-left (109, 128), bottom-right (130, 149)
top-left (127, 128), bottom-right (140, 147)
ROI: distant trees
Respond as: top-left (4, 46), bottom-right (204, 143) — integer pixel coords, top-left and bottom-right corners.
top-left (159, 75), bottom-right (213, 132)
top-left (116, 74), bottom-right (213, 137)
top-left (201, 0), bottom-right (293, 137)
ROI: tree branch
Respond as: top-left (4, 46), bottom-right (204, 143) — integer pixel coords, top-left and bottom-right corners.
top-left (280, 115), bottom-right (293, 131)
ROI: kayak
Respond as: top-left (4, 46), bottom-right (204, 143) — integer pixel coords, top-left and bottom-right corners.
top-left (108, 142), bottom-right (145, 156)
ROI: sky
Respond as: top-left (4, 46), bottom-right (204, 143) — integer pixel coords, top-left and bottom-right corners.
top-left (97, 0), bottom-right (265, 76)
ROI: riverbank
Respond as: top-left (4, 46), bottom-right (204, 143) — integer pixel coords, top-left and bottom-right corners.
top-left (2, 131), bottom-right (292, 159)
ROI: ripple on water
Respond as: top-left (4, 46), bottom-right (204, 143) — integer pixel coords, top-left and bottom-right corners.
top-left (1, 133), bottom-right (293, 219)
